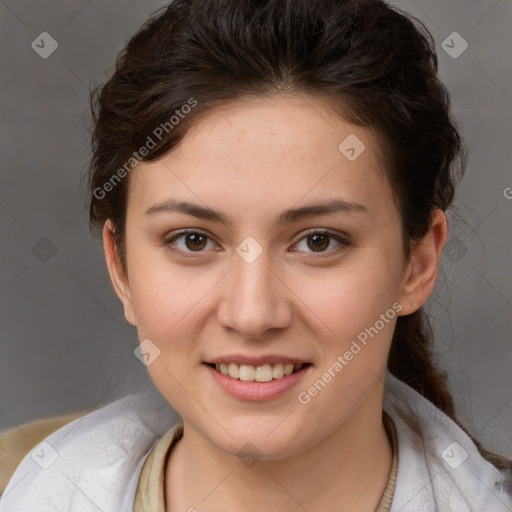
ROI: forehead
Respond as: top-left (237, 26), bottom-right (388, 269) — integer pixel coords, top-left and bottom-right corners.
top-left (127, 93), bottom-right (393, 221)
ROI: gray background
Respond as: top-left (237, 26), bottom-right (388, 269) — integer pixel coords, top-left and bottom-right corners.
top-left (1, 0), bottom-right (511, 458)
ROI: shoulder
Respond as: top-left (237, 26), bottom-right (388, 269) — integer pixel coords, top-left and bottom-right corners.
top-left (383, 372), bottom-right (512, 512)
top-left (0, 388), bottom-right (181, 512)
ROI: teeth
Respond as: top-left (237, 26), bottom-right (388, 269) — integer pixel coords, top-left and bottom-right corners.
top-left (213, 362), bottom-right (305, 382)
top-left (255, 364), bottom-right (273, 382)
top-left (228, 362), bottom-right (239, 379)
top-left (239, 364), bottom-right (256, 381)
top-left (272, 363), bottom-right (285, 379)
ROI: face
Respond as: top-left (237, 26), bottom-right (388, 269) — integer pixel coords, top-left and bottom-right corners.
top-left (105, 93), bottom-right (437, 460)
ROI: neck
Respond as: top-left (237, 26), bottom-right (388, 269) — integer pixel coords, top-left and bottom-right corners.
top-left (165, 385), bottom-right (393, 512)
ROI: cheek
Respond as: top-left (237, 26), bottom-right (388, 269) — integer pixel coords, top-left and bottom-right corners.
top-left (293, 257), bottom-right (401, 399)
top-left (130, 268), bottom-right (208, 343)
top-left (294, 267), bottom-right (399, 424)
top-left (297, 256), bottom-right (400, 335)
top-left (127, 267), bottom-right (210, 411)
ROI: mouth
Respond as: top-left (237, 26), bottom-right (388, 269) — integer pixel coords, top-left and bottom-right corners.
top-left (204, 361), bottom-right (312, 383)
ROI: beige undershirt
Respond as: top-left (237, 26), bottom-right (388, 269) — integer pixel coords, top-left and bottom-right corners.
top-left (133, 411), bottom-right (398, 512)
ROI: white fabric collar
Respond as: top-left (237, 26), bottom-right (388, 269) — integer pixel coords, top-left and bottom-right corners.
top-left (1, 372), bottom-right (510, 511)
top-left (383, 372), bottom-right (511, 511)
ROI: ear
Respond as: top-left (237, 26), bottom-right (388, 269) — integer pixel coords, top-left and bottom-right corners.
top-left (103, 220), bottom-right (137, 326)
top-left (397, 209), bottom-right (448, 316)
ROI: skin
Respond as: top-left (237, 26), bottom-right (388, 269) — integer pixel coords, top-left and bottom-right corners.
top-left (103, 93), bottom-right (448, 511)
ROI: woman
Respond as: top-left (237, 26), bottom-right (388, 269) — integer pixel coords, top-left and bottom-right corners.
top-left (1, 0), bottom-right (511, 511)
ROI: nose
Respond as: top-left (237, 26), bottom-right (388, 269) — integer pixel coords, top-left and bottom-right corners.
top-left (216, 251), bottom-right (292, 340)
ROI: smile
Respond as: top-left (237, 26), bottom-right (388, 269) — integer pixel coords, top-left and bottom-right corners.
top-left (208, 362), bottom-right (308, 382)
top-left (204, 361), bottom-right (312, 400)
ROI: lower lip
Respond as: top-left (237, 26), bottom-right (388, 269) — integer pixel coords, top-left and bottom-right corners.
top-left (204, 363), bottom-right (311, 401)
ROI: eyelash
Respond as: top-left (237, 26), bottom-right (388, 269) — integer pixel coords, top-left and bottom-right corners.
top-left (162, 229), bottom-right (350, 258)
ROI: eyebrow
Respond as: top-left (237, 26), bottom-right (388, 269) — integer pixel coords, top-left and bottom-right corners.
top-left (144, 198), bottom-right (368, 228)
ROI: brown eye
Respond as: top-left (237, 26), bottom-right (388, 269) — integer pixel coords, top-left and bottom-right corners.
top-left (307, 233), bottom-right (330, 252)
top-left (292, 230), bottom-right (349, 255)
top-left (183, 232), bottom-right (207, 251)
top-left (164, 230), bottom-right (216, 254)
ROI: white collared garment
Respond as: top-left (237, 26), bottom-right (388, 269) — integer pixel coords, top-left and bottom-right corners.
top-left (1, 371), bottom-right (511, 511)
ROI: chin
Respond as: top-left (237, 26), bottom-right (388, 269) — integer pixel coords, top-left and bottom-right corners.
top-left (208, 422), bottom-right (308, 462)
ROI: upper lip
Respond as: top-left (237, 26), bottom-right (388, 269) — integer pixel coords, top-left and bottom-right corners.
top-left (204, 354), bottom-right (311, 366)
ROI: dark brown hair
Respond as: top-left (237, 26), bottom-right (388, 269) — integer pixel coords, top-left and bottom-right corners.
top-left (85, 0), bottom-right (511, 471)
